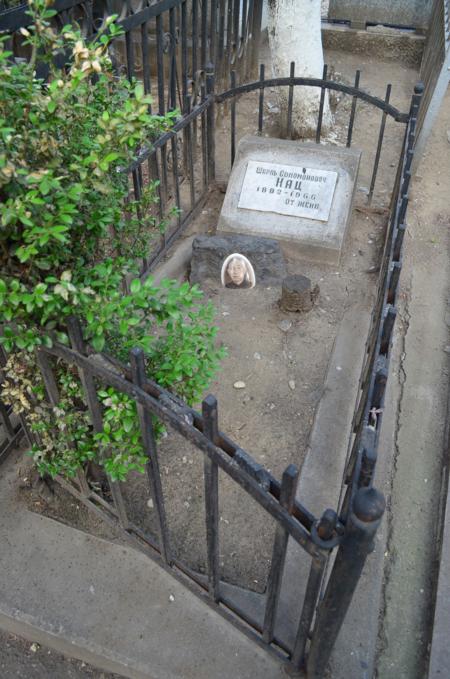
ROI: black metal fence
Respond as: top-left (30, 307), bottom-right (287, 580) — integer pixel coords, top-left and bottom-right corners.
top-left (13, 314), bottom-right (380, 675)
top-left (341, 82), bottom-right (423, 517)
top-left (0, 3), bottom-right (426, 673)
top-left (0, 0), bottom-right (262, 96)
top-left (0, 63), bottom-right (423, 673)
top-left (0, 0), bottom-right (263, 273)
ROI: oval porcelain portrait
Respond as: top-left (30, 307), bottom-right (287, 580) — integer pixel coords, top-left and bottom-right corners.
top-left (220, 253), bottom-right (256, 289)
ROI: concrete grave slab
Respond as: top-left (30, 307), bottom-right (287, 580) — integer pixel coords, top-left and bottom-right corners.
top-left (218, 136), bottom-right (361, 264)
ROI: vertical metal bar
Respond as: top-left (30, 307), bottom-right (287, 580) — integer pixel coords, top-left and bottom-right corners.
top-left (380, 306), bottom-right (396, 355)
top-left (225, 0), bottom-right (233, 74)
top-left (141, 21), bottom-right (151, 99)
top-left (192, 0), bottom-right (198, 79)
top-left (232, 0), bottom-right (240, 62)
top-left (258, 63), bottom-right (265, 134)
top-left (398, 195), bottom-right (409, 225)
top-left (169, 8), bottom-right (177, 111)
top-left (368, 84), bottom-right (391, 203)
top-left (66, 317), bottom-right (129, 529)
top-left (230, 70), bottom-right (237, 166)
top-left (156, 14), bottom-right (166, 115)
top-left (202, 395), bottom-right (220, 602)
top-left (156, 14), bottom-right (168, 207)
top-left (316, 63), bottom-right (328, 144)
top-left (306, 488), bottom-right (385, 679)
top-left (210, 0), bottom-right (218, 66)
top-left (130, 348), bottom-right (171, 565)
top-left (170, 135), bottom-right (182, 227)
top-left (262, 465), bottom-right (299, 644)
top-left (217, 0), bottom-right (226, 84)
top-left (245, 0), bottom-right (255, 79)
top-left (393, 222), bottom-right (406, 261)
top-left (241, 0), bottom-right (248, 41)
top-left (287, 61), bottom-right (295, 139)
top-left (250, 0), bottom-right (263, 78)
top-left (201, 0), bottom-right (208, 68)
top-left (181, 1), bottom-right (188, 111)
top-left (149, 149), bottom-right (164, 222)
top-left (206, 63), bottom-right (216, 182)
top-left (371, 367), bottom-right (388, 415)
top-left (201, 82), bottom-right (208, 189)
top-left (0, 401), bottom-right (14, 438)
top-left (291, 557), bottom-right (325, 669)
top-left (181, 0), bottom-right (190, 172)
top-left (186, 95), bottom-right (196, 209)
top-left (132, 168), bottom-right (142, 202)
top-left (387, 261), bottom-right (402, 304)
top-left (125, 30), bottom-right (134, 82)
top-left (291, 509), bottom-right (336, 668)
top-left (346, 69), bottom-right (361, 148)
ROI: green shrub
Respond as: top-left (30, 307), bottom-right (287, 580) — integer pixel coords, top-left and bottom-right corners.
top-left (0, 1), bottom-right (225, 481)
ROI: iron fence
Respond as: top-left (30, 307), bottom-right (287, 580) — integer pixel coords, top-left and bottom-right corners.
top-left (0, 1), bottom-right (262, 98)
top-left (340, 82), bottom-right (423, 518)
top-left (29, 315), bottom-right (340, 671)
top-left (0, 0), bottom-right (264, 274)
top-left (0, 53), bottom-right (423, 673)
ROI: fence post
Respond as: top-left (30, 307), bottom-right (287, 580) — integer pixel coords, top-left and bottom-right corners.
top-left (306, 487), bottom-right (385, 678)
top-left (205, 62), bottom-right (216, 182)
top-left (250, 0), bottom-right (263, 79)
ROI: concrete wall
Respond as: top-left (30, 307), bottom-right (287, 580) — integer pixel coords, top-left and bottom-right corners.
top-left (328, 0), bottom-right (433, 30)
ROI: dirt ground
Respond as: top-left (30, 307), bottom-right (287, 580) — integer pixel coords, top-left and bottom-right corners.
top-left (13, 44), bottom-right (420, 593)
top-left (0, 630), bottom-right (122, 679)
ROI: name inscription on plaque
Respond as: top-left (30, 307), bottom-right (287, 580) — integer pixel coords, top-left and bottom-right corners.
top-left (238, 160), bottom-right (338, 222)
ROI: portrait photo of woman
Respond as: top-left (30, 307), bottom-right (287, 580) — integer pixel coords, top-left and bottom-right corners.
top-left (220, 253), bottom-right (256, 289)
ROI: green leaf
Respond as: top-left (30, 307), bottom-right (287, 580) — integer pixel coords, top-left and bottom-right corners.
top-left (134, 83), bottom-right (144, 101)
top-left (91, 335), bottom-right (105, 352)
top-left (47, 100), bottom-right (57, 114)
top-left (130, 279), bottom-right (141, 294)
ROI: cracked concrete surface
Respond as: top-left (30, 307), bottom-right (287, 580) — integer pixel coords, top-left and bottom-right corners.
top-left (375, 91), bottom-right (450, 678)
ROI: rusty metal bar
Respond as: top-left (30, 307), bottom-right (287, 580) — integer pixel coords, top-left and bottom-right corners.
top-left (262, 464), bottom-right (299, 644)
top-left (202, 395), bottom-right (220, 601)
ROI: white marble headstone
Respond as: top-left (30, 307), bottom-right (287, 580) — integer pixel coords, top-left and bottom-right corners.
top-left (218, 136), bottom-right (361, 264)
top-left (238, 160), bottom-right (338, 222)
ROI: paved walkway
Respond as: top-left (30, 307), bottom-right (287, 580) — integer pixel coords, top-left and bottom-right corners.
top-left (0, 453), bottom-right (287, 679)
top-left (376, 90), bottom-right (450, 679)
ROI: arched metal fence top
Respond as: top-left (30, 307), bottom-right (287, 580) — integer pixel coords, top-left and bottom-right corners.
top-left (215, 74), bottom-right (410, 124)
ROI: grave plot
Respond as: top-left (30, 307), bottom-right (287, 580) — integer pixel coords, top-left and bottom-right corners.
top-left (13, 46), bottom-right (418, 600)
top-left (127, 130), bottom-right (384, 592)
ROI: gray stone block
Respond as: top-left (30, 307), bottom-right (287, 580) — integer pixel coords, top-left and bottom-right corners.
top-left (190, 234), bottom-right (287, 286)
top-left (217, 136), bottom-right (361, 265)
top-left (328, 0), bottom-right (432, 31)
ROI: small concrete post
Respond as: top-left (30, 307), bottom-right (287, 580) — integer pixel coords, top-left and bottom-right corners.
top-left (280, 274), bottom-right (319, 312)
